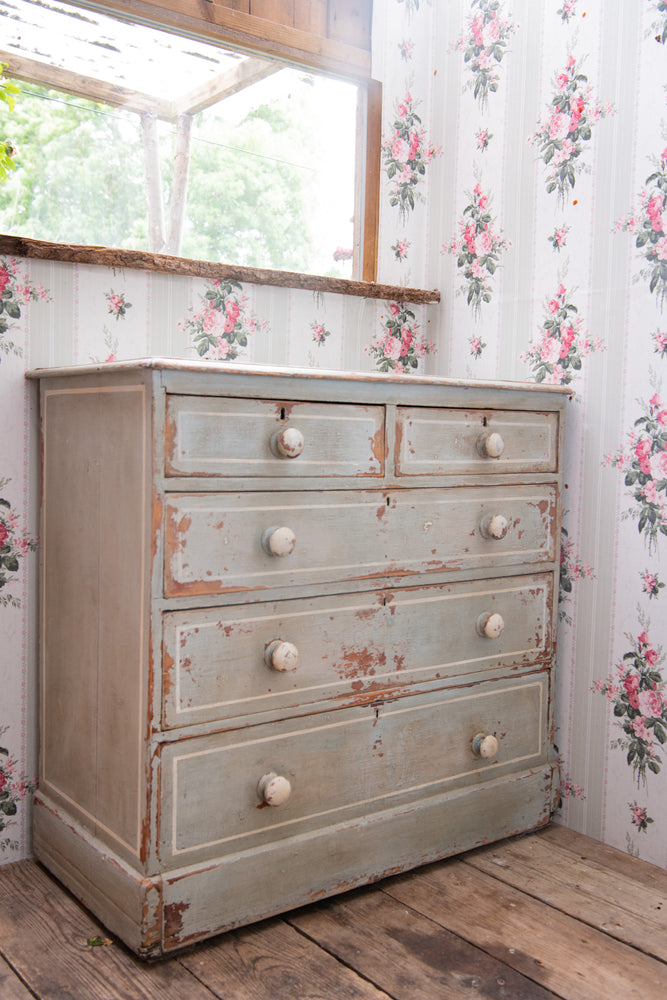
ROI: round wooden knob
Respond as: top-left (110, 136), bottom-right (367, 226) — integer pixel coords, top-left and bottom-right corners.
top-left (273, 427), bottom-right (305, 458)
top-left (477, 612), bottom-right (505, 639)
top-left (265, 640), bottom-right (299, 672)
top-left (472, 733), bottom-right (498, 759)
top-left (257, 772), bottom-right (292, 806)
top-left (477, 432), bottom-right (505, 458)
top-left (262, 526), bottom-right (296, 557)
top-left (480, 514), bottom-right (509, 540)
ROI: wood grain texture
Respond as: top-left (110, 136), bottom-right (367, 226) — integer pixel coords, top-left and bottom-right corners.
top-left (289, 886), bottom-right (557, 1000)
top-left (0, 861), bottom-right (211, 999)
top-left (179, 918), bottom-right (392, 999)
top-left (462, 828), bottom-right (667, 962)
top-left (87, 0), bottom-right (372, 75)
top-left (2, 830), bottom-right (665, 997)
top-left (383, 857), bottom-right (667, 1000)
top-left (539, 823), bottom-right (667, 893)
top-left (0, 235), bottom-right (439, 303)
top-left (361, 78), bottom-right (382, 283)
top-left (0, 957), bottom-right (33, 1000)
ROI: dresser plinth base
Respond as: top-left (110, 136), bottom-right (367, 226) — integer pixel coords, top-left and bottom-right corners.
top-left (34, 765), bottom-right (556, 958)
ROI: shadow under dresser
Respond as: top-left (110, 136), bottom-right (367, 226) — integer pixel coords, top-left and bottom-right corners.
top-left (27, 360), bottom-right (569, 958)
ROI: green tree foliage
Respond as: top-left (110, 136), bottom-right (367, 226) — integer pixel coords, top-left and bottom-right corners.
top-left (0, 76), bottom-right (325, 272)
top-left (0, 84), bottom-right (147, 246)
top-left (182, 96), bottom-right (317, 272)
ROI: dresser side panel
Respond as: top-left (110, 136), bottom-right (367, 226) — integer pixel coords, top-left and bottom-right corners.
top-left (40, 382), bottom-right (149, 858)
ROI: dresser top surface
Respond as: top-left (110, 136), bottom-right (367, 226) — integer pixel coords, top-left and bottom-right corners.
top-left (26, 357), bottom-right (572, 397)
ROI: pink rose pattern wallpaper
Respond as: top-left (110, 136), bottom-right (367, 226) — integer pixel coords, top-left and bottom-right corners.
top-left (1, 0), bottom-right (667, 869)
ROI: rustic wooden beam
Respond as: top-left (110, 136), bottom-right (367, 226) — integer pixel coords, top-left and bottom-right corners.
top-left (167, 56), bottom-right (280, 118)
top-left (140, 111), bottom-right (166, 252)
top-left (361, 79), bottom-right (381, 284)
top-left (73, 0), bottom-right (372, 79)
top-left (0, 50), bottom-right (172, 118)
top-left (0, 235), bottom-right (441, 304)
top-left (165, 114), bottom-right (193, 256)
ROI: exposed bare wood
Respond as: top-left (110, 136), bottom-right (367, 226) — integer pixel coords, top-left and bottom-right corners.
top-left (293, 0), bottom-right (328, 36)
top-left (0, 49), bottom-right (172, 117)
top-left (289, 887), bottom-right (557, 999)
top-left (0, 235), bottom-right (441, 303)
top-left (0, 956), bottom-right (33, 1000)
top-left (462, 827), bottom-right (667, 962)
top-left (250, 0), bottom-right (295, 26)
top-left (168, 56), bottom-right (280, 118)
top-left (0, 860), bottom-right (215, 999)
top-left (140, 111), bottom-right (166, 252)
top-left (327, 0), bottom-right (372, 50)
top-left (539, 823), bottom-right (667, 892)
top-left (165, 114), bottom-right (193, 256)
top-left (383, 857), bottom-right (667, 1000)
top-left (1, 829), bottom-right (666, 997)
top-left (80, 0), bottom-right (372, 78)
top-left (1, 49), bottom-right (280, 123)
top-left (179, 918), bottom-right (392, 999)
top-left (361, 78), bottom-right (381, 284)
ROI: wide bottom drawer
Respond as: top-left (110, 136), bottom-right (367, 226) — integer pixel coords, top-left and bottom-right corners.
top-left (33, 764), bottom-right (557, 958)
top-left (160, 673), bottom-right (549, 865)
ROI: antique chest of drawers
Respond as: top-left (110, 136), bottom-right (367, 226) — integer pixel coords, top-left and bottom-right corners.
top-left (29, 360), bottom-right (568, 958)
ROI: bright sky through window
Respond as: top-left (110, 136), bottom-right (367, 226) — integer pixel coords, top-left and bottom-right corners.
top-left (0, 0), bottom-right (360, 277)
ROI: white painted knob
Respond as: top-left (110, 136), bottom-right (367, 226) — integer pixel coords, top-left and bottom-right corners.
top-left (472, 733), bottom-right (498, 759)
top-left (273, 426), bottom-right (305, 458)
top-left (265, 640), bottom-right (299, 672)
top-left (257, 772), bottom-right (292, 806)
top-left (477, 612), bottom-right (505, 639)
top-left (477, 432), bottom-right (505, 459)
top-left (262, 526), bottom-right (296, 557)
top-left (480, 514), bottom-right (510, 540)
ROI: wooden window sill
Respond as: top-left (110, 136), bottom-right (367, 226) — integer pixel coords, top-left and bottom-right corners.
top-left (0, 235), bottom-right (441, 305)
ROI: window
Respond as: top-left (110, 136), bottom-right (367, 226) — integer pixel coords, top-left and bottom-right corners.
top-left (0, 0), bottom-right (379, 280)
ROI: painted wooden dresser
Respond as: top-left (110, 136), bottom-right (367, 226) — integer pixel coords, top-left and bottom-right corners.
top-left (29, 360), bottom-right (568, 958)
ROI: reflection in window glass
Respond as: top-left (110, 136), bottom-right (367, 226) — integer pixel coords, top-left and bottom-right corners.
top-left (0, 0), bottom-right (359, 277)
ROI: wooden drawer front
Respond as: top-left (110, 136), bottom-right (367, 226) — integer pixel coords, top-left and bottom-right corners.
top-left (165, 395), bottom-right (385, 478)
top-left (161, 675), bottom-right (548, 862)
top-left (395, 407), bottom-right (558, 476)
top-left (162, 574), bottom-right (553, 730)
top-left (164, 485), bottom-right (556, 597)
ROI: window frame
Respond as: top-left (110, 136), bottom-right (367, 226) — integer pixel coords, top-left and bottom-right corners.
top-left (7, 0), bottom-right (382, 283)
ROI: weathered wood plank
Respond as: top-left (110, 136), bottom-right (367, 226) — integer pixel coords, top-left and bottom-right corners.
top-left (0, 234), bottom-right (440, 303)
top-left (0, 49), bottom-right (171, 117)
top-left (0, 956), bottom-right (34, 1000)
top-left (0, 861), bottom-right (214, 999)
top-left (383, 858), bottom-right (667, 1000)
top-left (539, 824), bottom-right (667, 894)
top-left (361, 78), bottom-right (381, 283)
top-left (95, 0), bottom-right (372, 75)
top-left (462, 829), bottom-right (667, 962)
top-left (289, 886), bottom-right (559, 999)
top-left (180, 917), bottom-right (392, 999)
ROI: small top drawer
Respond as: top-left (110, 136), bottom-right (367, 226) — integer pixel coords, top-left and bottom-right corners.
top-left (395, 407), bottom-right (559, 476)
top-left (165, 395), bottom-right (385, 479)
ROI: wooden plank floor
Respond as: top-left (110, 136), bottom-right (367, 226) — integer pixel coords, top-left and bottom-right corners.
top-left (1, 825), bottom-right (666, 1000)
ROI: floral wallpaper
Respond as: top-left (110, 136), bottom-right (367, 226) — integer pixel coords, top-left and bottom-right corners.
top-left (1, 0), bottom-right (667, 870)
